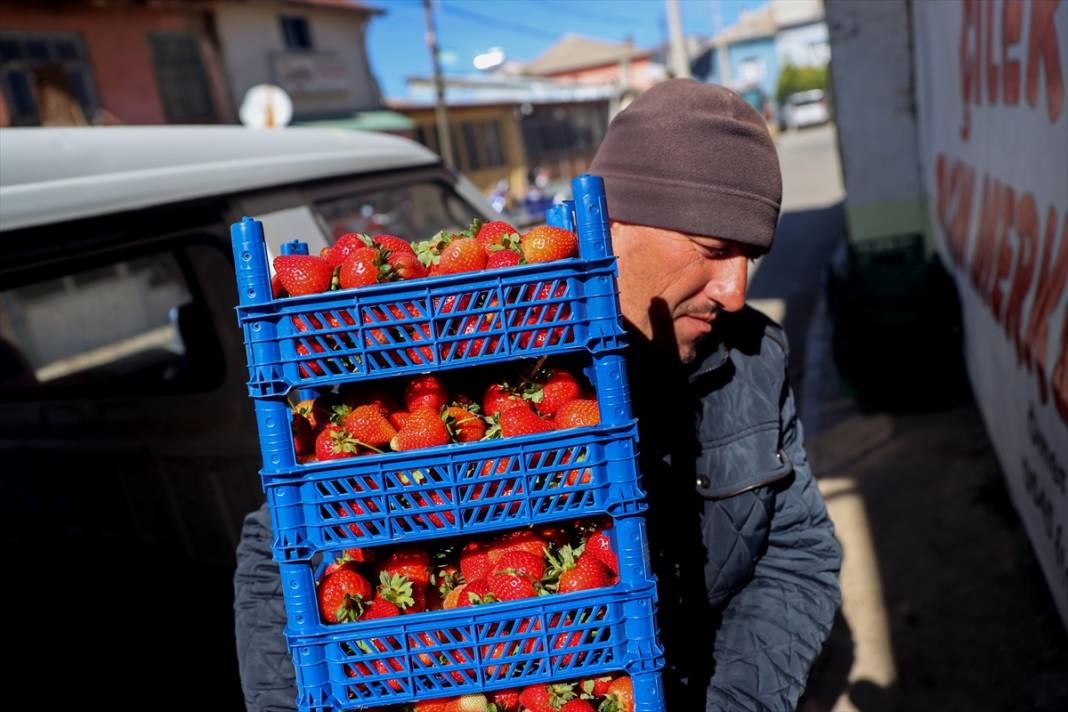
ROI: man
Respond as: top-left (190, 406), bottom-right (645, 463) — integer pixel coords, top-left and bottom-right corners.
top-left (234, 79), bottom-right (841, 711)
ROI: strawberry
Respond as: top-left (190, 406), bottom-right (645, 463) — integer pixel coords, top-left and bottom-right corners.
top-left (273, 254), bottom-right (333, 296)
top-left (486, 248), bottom-right (521, 269)
top-left (339, 246), bottom-right (386, 289)
top-left (482, 616), bottom-right (541, 678)
top-left (547, 546), bottom-right (611, 593)
top-left (519, 683), bottom-right (577, 712)
top-left (271, 273), bottom-right (287, 298)
top-left (499, 403), bottom-right (555, 438)
top-left (314, 424), bottom-right (358, 460)
top-left (389, 250), bottom-right (428, 280)
top-left (579, 675), bottom-right (614, 698)
top-left (317, 563), bottom-right (371, 623)
top-left (482, 383), bottom-right (523, 418)
top-left (492, 550), bottom-right (545, 580)
top-left (322, 548), bottom-right (372, 577)
top-left (293, 395), bottom-right (333, 430)
top-left (537, 525), bottom-right (571, 549)
top-left (292, 413), bottom-right (316, 455)
top-left (458, 577), bottom-right (496, 607)
top-left (342, 405), bottom-right (396, 449)
top-left (404, 374), bottom-right (448, 411)
top-left (360, 597), bottom-right (401, 620)
top-left (488, 689), bottom-right (521, 712)
top-left (521, 226), bottom-right (578, 263)
top-left (413, 699), bottom-right (450, 712)
top-left (444, 405), bottom-right (486, 442)
top-left (486, 572), bottom-right (537, 601)
top-left (375, 571), bottom-right (418, 612)
top-left (413, 229), bottom-right (454, 268)
top-left (474, 219), bottom-right (520, 253)
top-left (324, 233), bottom-right (372, 268)
top-left (443, 583), bottom-right (468, 609)
top-left (338, 382), bottom-right (398, 417)
top-left (488, 529), bottom-right (548, 563)
top-left (388, 411), bottom-right (411, 430)
top-left (390, 406), bottom-right (449, 451)
top-left (354, 596), bottom-right (406, 691)
top-left (460, 540), bottom-right (493, 581)
top-left (524, 368), bottom-right (581, 417)
top-left (560, 700), bottom-right (596, 712)
top-left (412, 488), bottom-right (457, 529)
top-left (585, 528), bottom-right (618, 578)
top-left (377, 546), bottom-right (431, 587)
top-left (602, 677), bottom-right (634, 712)
top-left (439, 237), bottom-right (487, 274)
top-left (556, 399), bottom-right (600, 429)
top-left (371, 233), bottom-right (416, 257)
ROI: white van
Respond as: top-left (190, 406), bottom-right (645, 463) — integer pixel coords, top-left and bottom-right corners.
top-left (0, 126), bottom-right (494, 705)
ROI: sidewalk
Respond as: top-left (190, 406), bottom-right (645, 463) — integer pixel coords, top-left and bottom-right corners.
top-left (798, 290), bottom-right (1068, 712)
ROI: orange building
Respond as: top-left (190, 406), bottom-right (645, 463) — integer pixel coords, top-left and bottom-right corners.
top-left (521, 34), bottom-right (665, 91)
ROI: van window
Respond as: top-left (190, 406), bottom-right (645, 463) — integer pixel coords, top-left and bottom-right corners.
top-left (0, 247), bottom-right (222, 395)
top-left (316, 180), bottom-right (480, 242)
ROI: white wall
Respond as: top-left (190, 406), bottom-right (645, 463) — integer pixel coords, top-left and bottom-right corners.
top-left (776, 22), bottom-right (830, 67)
top-left (214, 1), bottom-right (381, 120)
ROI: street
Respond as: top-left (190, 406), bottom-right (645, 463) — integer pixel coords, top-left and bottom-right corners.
top-left (761, 124), bottom-right (1068, 711)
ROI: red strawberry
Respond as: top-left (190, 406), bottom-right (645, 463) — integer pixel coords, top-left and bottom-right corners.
top-left (457, 578), bottom-right (496, 607)
top-left (519, 683), bottom-right (577, 712)
top-left (585, 528), bottom-right (618, 578)
top-left (338, 382), bottom-right (398, 417)
top-left (390, 406), bottom-right (449, 451)
top-left (389, 250), bottom-right (428, 280)
top-left (322, 548), bottom-right (372, 577)
top-left (271, 273), bottom-right (287, 298)
top-left (444, 695), bottom-right (490, 712)
top-left (339, 246), bottom-right (385, 289)
top-left (556, 399), bottom-right (601, 429)
top-left (371, 233), bottom-right (416, 257)
top-left (360, 597), bottom-right (401, 620)
top-left (388, 411), bottom-right (411, 430)
top-left (439, 237), bottom-right (487, 274)
top-left (486, 248), bottom-right (521, 269)
top-left (486, 572), bottom-right (537, 601)
top-left (492, 550), bottom-right (545, 580)
top-left (488, 689), bottom-right (521, 712)
top-left (459, 541), bottom-right (493, 582)
top-left (521, 226), bottom-right (578, 263)
top-left (342, 405), bottom-right (396, 449)
top-left (444, 405), bottom-right (486, 442)
top-left (524, 368), bottom-right (580, 417)
top-left (317, 563), bottom-right (371, 623)
top-left (375, 571), bottom-right (420, 613)
top-left (292, 413), bottom-right (316, 455)
top-left (377, 546), bottom-right (431, 587)
top-left (274, 254), bottom-right (333, 296)
top-left (404, 374), bottom-right (448, 411)
top-left (557, 552), bottom-right (611, 593)
top-left (482, 383), bottom-right (523, 418)
top-left (474, 219), bottom-right (520, 253)
top-left (412, 699), bottom-right (450, 712)
top-left (443, 583), bottom-right (468, 609)
top-left (579, 675), bottom-right (615, 698)
top-left (499, 403), bottom-right (555, 438)
top-left (488, 529), bottom-right (548, 563)
top-left (324, 233), bottom-right (372, 268)
top-left (560, 701), bottom-right (596, 712)
top-left (604, 677), bottom-right (634, 712)
top-left (355, 596), bottom-right (406, 690)
top-left (314, 424), bottom-right (358, 460)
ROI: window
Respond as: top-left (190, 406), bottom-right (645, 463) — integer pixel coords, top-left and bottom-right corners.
top-left (316, 180), bottom-right (481, 242)
top-left (148, 32), bottom-right (217, 124)
top-left (0, 249), bottom-right (222, 394)
top-left (280, 16), bottom-right (312, 49)
top-left (0, 30), bottom-right (97, 126)
top-left (521, 104), bottom-right (608, 161)
top-left (462, 122), bottom-right (483, 171)
top-left (481, 120), bottom-right (506, 168)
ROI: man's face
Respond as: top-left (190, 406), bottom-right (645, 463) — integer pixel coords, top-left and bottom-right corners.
top-left (611, 221), bottom-right (754, 363)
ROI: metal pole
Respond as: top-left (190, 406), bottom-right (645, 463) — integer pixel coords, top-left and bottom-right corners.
top-left (666, 0), bottom-right (691, 79)
top-left (423, 0), bottom-right (455, 169)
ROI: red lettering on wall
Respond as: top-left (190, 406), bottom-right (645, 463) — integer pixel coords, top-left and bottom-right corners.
top-left (1004, 0), bottom-right (1024, 103)
top-left (973, 176), bottom-right (1002, 303)
top-left (1001, 189), bottom-right (1035, 354)
top-left (1026, 0), bottom-right (1065, 122)
top-left (1051, 265), bottom-right (1068, 424)
top-left (986, 0), bottom-right (1000, 102)
top-left (936, 154), bottom-right (949, 231)
top-left (950, 163), bottom-right (977, 269)
top-left (993, 186), bottom-right (1017, 318)
top-left (1023, 205), bottom-right (1068, 402)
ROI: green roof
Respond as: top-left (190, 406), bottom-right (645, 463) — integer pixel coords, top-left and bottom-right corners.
top-left (295, 110), bottom-right (415, 132)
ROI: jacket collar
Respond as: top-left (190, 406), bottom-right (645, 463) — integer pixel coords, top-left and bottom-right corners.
top-left (687, 337), bottom-right (730, 383)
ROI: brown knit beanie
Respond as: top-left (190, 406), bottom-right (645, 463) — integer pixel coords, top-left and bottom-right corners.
top-left (589, 78), bottom-right (782, 250)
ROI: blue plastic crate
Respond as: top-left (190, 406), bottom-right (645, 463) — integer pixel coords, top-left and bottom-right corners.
top-left (280, 514), bottom-right (665, 711)
top-left (231, 176), bottom-right (624, 398)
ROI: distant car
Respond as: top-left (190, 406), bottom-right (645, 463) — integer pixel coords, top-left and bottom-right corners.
top-left (782, 89), bottom-right (831, 130)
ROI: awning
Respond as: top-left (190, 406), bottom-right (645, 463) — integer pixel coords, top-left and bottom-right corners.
top-left (295, 110), bottom-right (415, 133)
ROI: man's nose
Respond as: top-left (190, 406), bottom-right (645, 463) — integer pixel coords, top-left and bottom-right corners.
top-left (704, 254), bottom-right (749, 312)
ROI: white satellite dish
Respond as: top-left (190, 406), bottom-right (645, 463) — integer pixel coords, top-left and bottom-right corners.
top-left (239, 84), bottom-right (293, 129)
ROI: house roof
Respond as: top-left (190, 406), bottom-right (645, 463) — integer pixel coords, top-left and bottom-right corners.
top-left (283, 0), bottom-right (384, 15)
top-left (716, 4), bottom-right (778, 43)
top-left (522, 34), bottom-right (652, 76)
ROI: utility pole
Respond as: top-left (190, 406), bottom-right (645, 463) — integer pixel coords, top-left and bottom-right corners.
top-left (666, 0), bottom-right (691, 79)
top-left (423, 0), bottom-right (455, 168)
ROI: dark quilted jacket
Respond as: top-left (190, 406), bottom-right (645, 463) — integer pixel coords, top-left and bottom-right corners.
top-left (233, 306), bottom-right (841, 712)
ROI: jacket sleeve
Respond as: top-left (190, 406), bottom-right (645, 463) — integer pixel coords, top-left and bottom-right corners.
top-left (233, 500), bottom-right (299, 712)
top-left (706, 380), bottom-right (843, 711)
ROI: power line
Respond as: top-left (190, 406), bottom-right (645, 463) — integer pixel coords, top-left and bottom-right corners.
top-left (533, 0), bottom-right (651, 27)
top-left (439, 2), bottom-right (562, 41)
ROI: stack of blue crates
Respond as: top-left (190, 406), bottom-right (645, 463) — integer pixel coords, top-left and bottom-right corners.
top-left (230, 175), bottom-right (666, 711)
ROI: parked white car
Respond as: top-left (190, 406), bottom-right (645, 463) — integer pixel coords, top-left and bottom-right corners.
top-left (782, 89), bottom-right (831, 130)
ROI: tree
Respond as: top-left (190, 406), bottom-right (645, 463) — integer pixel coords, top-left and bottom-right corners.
top-left (776, 62), bottom-right (828, 105)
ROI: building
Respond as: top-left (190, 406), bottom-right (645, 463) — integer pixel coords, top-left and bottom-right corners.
top-left (0, 0), bottom-right (400, 130)
top-left (520, 34), bottom-right (665, 92)
top-left (0, 1), bottom-right (232, 126)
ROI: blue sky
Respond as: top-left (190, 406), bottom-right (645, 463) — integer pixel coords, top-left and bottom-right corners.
top-left (366, 0), bottom-right (768, 99)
